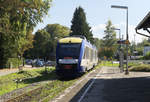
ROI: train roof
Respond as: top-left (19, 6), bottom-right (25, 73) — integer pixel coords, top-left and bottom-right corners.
top-left (59, 37), bottom-right (83, 43)
top-left (58, 36), bottom-right (97, 50)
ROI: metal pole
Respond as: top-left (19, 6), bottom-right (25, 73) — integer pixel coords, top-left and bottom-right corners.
top-left (118, 29), bottom-right (121, 71)
top-left (119, 29), bottom-right (121, 40)
top-left (125, 8), bottom-right (129, 75)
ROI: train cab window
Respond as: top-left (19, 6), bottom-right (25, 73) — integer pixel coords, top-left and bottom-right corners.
top-left (58, 43), bottom-right (81, 59)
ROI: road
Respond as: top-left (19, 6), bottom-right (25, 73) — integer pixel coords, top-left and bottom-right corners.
top-left (0, 65), bottom-right (34, 77)
top-left (52, 66), bottom-right (150, 102)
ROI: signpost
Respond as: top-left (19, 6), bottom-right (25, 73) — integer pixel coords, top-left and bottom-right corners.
top-left (117, 40), bottom-right (130, 72)
top-left (117, 40), bottom-right (130, 44)
top-left (119, 49), bottom-right (124, 72)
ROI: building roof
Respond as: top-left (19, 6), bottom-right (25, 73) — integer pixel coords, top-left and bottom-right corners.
top-left (136, 12), bottom-right (150, 30)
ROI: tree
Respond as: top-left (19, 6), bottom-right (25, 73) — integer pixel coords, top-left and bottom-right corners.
top-left (0, 0), bottom-right (52, 68)
top-left (99, 20), bottom-right (117, 59)
top-left (135, 38), bottom-right (150, 56)
top-left (33, 29), bottom-right (51, 59)
top-left (45, 24), bottom-right (70, 59)
top-left (102, 20), bottom-right (117, 47)
top-left (98, 47), bottom-right (115, 59)
top-left (25, 24), bottom-right (70, 60)
top-left (45, 24), bottom-right (70, 39)
top-left (93, 38), bottom-right (102, 49)
top-left (70, 6), bottom-right (94, 43)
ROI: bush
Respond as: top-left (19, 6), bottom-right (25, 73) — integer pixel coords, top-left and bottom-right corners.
top-left (5, 58), bottom-right (23, 68)
top-left (129, 64), bottom-right (150, 72)
top-left (143, 51), bottom-right (150, 60)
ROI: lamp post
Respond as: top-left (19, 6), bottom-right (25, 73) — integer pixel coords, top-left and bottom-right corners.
top-left (111, 5), bottom-right (129, 75)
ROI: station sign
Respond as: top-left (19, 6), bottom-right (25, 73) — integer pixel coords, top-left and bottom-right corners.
top-left (117, 40), bottom-right (130, 44)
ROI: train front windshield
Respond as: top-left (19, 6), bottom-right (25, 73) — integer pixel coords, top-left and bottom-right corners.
top-left (58, 43), bottom-right (81, 59)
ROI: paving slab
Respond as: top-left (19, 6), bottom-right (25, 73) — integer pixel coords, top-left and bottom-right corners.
top-left (51, 66), bottom-right (150, 102)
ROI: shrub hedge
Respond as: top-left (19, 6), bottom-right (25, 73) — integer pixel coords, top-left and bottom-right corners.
top-left (5, 58), bottom-right (23, 68)
top-left (129, 64), bottom-right (150, 72)
top-left (143, 51), bottom-right (150, 60)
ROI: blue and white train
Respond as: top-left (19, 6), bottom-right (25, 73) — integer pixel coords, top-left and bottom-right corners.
top-left (56, 36), bottom-right (98, 77)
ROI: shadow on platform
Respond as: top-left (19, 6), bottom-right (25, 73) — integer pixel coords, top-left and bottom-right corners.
top-left (70, 76), bottom-right (150, 102)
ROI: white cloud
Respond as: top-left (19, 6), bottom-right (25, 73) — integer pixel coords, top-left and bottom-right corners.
top-left (91, 23), bottom-right (147, 43)
top-left (91, 24), bottom-right (106, 32)
top-left (128, 25), bottom-right (147, 44)
top-left (91, 24), bottom-right (106, 39)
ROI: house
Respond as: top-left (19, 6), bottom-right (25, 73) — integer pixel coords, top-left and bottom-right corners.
top-left (143, 46), bottom-right (150, 56)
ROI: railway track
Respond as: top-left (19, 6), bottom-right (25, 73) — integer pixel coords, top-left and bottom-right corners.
top-left (0, 65), bottom-right (101, 102)
top-left (0, 80), bottom-right (52, 102)
top-left (7, 86), bottom-right (43, 102)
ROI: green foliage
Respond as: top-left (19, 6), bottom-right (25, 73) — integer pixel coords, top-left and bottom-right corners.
top-left (135, 38), bottom-right (150, 56)
top-left (0, 67), bottom-right (55, 96)
top-left (36, 79), bottom-right (77, 102)
top-left (45, 23), bottom-right (70, 39)
top-left (143, 51), bottom-right (150, 60)
top-left (98, 20), bottom-right (117, 58)
top-left (0, 0), bottom-right (53, 68)
top-left (128, 62), bottom-right (141, 68)
top-left (98, 47), bottom-right (116, 59)
top-left (100, 61), bottom-right (119, 67)
top-left (0, 64), bottom-right (102, 101)
top-left (70, 6), bottom-right (94, 44)
top-left (5, 58), bottom-right (23, 68)
top-left (98, 47), bottom-right (115, 58)
top-left (93, 38), bottom-right (102, 49)
top-left (33, 29), bottom-right (51, 59)
top-left (102, 20), bottom-right (117, 47)
top-left (25, 24), bottom-right (70, 59)
top-left (129, 64), bottom-right (150, 72)
top-left (45, 24), bottom-right (70, 59)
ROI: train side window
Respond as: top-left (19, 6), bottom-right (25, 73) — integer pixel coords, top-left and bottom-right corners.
top-left (95, 51), bottom-right (96, 60)
top-left (83, 47), bottom-right (86, 59)
top-left (93, 50), bottom-right (95, 61)
top-left (83, 46), bottom-right (88, 59)
top-left (96, 51), bottom-right (97, 60)
top-left (85, 47), bottom-right (88, 59)
top-left (90, 49), bottom-right (92, 61)
top-left (88, 48), bottom-right (90, 60)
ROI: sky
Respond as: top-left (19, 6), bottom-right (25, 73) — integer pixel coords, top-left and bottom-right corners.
top-left (34, 0), bottom-right (150, 43)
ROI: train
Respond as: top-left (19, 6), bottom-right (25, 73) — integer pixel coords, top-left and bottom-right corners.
top-left (56, 36), bottom-right (98, 77)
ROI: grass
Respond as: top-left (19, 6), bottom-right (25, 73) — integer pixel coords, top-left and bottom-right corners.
top-left (0, 63), bottom-right (102, 102)
top-left (0, 67), bottom-right (55, 96)
top-left (95, 62), bottom-right (102, 69)
top-left (128, 62), bottom-right (141, 68)
top-left (126, 62), bottom-right (150, 72)
top-left (39, 79), bottom-right (77, 102)
top-left (129, 64), bottom-right (150, 72)
top-left (98, 61), bottom-right (150, 72)
top-left (100, 61), bottom-right (119, 67)
top-left (40, 62), bottom-right (102, 102)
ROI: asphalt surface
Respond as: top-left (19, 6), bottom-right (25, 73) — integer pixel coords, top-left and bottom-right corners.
top-left (53, 66), bottom-right (150, 102)
top-left (0, 65), bottom-right (33, 77)
top-left (0, 69), bottom-right (18, 77)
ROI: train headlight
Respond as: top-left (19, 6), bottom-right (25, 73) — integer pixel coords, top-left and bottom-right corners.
top-left (59, 59), bottom-right (62, 61)
top-left (75, 59), bottom-right (78, 63)
top-left (58, 59), bottom-right (62, 63)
